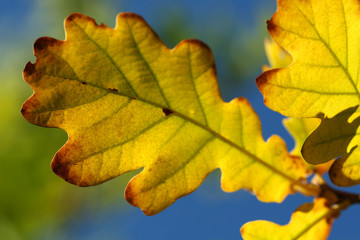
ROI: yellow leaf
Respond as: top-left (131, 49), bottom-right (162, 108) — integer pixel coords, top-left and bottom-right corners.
top-left (302, 106), bottom-right (360, 164)
top-left (264, 37), bottom-right (292, 70)
top-left (262, 37), bottom-right (329, 174)
top-left (282, 117), bottom-right (336, 174)
top-left (257, 0), bottom-right (360, 119)
top-left (283, 118), bottom-right (320, 157)
top-left (257, 0), bottom-right (360, 184)
top-left (21, 13), bottom-right (310, 215)
top-left (330, 146), bottom-right (360, 186)
top-left (241, 198), bottom-right (336, 240)
top-left (301, 106), bottom-right (360, 185)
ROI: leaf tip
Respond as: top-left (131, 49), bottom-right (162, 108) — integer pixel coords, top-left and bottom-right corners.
top-left (255, 72), bottom-right (268, 92)
top-left (256, 68), bottom-right (280, 93)
top-left (34, 37), bottom-right (62, 53)
top-left (240, 226), bottom-right (245, 235)
top-left (232, 97), bottom-right (254, 111)
top-left (51, 152), bottom-right (71, 183)
top-left (141, 205), bottom-right (157, 216)
top-left (23, 62), bottom-right (35, 78)
top-left (124, 182), bottom-right (136, 205)
top-left (66, 12), bottom-right (84, 22)
top-left (116, 12), bottom-right (163, 48)
top-left (177, 38), bottom-right (212, 55)
top-left (117, 12), bottom-right (145, 21)
top-left (124, 181), bottom-right (157, 216)
top-left (20, 104), bottom-right (29, 120)
top-left (116, 13), bottom-right (150, 32)
top-left (266, 18), bottom-right (277, 34)
top-left (67, 13), bottom-right (108, 29)
top-left (21, 98), bottom-right (38, 124)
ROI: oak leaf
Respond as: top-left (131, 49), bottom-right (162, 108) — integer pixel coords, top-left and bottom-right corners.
top-left (22, 13), bottom-right (309, 215)
top-left (283, 117), bottom-right (337, 175)
top-left (329, 146), bottom-right (360, 186)
top-left (263, 37), bottom-right (292, 71)
top-left (302, 106), bottom-right (360, 165)
top-left (258, 0), bottom-right (360, 119)
top-left (241, 198), bottom-right (336, 240)
top-left (257, 0), bottom-right (360, 184)
top-left (262, 37), bottom-right (330, 175)
top-left (302, 105), bottom-right (360, 186)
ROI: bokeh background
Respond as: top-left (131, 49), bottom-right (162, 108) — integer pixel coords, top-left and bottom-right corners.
top-left (1, 0), bottom-right (359, 239)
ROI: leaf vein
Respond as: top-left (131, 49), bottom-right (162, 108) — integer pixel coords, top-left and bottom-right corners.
top-left (142, 135), bottom-right (216, 192)
top-left (39, 65), bottom-right (306, 190)
top-left (125, 18), bottom-right (170, 107)
top-left (72, 20), bottom-right (139, 97)
top-left (73, 116), bottom-right (169, 165)
top-left (186, 45), bottom-right (209, 126)
top-left (293, 2), bottom-right (360, 100)
top-left (267, 82), bottom-right (356, 96)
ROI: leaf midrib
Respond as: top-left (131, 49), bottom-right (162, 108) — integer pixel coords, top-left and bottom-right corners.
top-left (291, 207), bottom-right (332, 240)
top-left (267, 82), bottom-right (357, 96)
top-left (43, 70), bottom-right (308, 191)
top-left (309, 132), bottom-right (360, 148)
top-left (46, 16), bottom-right (312, 192)
top-left (125, 18), bottom-right (170, 107)
top-left (72, 20), bottom-right (139, 97)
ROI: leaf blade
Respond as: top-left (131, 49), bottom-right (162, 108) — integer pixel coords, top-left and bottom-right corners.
top-left (257, 0), bottom-right (360, 184)
top-left (241, 198), bottom-right (335, 240)
top-left (22, 13), bottom-right (309, 215)
top-left (257, 0), bottom-right (360, 119)
top-left (262, 37), bottom-right (331, 174)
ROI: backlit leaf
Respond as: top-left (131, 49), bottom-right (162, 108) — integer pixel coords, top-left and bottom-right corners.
top-left (262, 37), bottom-right (329, 174)
top-left (283, 118), bottom-right (320, 158)
top-left (283, 117), bottom-right (336, 175)
top-left (263, 37), bottom-right (292, 71)
top-left (329, 141), bottom-right (360, 186)
top-left (241, 198), bottom-right (336, 240)
top-left (257, 0), bottom-right (360, 119)
top-left (22, 13), bottom-right (310, 215)
top-left (300, 105), bottom-right (360, 186)
top-left (257, 0), bottom-right (360, 184)
top-left (302, 106), bottom-right (360, 164)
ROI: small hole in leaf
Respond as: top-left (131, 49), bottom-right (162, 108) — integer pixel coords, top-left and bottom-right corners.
top-left (162, 108), bottom-right (173, 116)
top-left (108, 88), bottom-right (119, 93)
